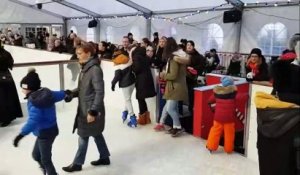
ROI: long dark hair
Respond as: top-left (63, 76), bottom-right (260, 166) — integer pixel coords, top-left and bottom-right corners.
top-left (162, 37), bottom-right (178, 61)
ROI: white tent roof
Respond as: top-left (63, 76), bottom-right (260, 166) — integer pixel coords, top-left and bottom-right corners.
top-left (6, 0), bottom-right (299, 19)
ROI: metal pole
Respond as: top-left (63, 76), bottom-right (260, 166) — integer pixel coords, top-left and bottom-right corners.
top-left (59, 63), bottom-right (65, 90)
top-left (63, 18), bottom-right (68, 37)
top-left (146, 18), bottom-right (152, 39)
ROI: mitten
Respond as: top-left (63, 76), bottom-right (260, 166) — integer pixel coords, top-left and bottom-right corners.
top-left (246, 72), bottom-right (254, 82)
top-left (64, 90), bottom-right (73, 102)
top-left (13, 134), bottom-right (25, 147)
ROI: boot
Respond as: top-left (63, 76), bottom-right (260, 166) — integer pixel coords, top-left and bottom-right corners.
top-left (137, 113), bottom-right (146, 125)
top-left (91, 157), bottom-right (110, 166)
top-left (122, 111), bottom-right (128, 123)
top-left (127, 115), bottom-right (137, 128)
top-left (145, 111), bottom-right (151, 124)
top-left (62, 164), bottom-right (82, 172)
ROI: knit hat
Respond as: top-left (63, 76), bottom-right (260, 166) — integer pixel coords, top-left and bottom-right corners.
top-left (20, 68), bottom-right (41, 91)
top-left (280, 49), bottom-right (296, 61)
top-left (250, 48), bottom-right (262, 57)
top-left (221, 76), bottom-right (234, 87)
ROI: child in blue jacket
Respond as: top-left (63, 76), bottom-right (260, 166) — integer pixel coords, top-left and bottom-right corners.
top-left (13, 68), bottom-right (69, 175)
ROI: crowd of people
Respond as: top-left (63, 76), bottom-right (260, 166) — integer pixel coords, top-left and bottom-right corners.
top-left (0, 28), bottom-right (299, 174)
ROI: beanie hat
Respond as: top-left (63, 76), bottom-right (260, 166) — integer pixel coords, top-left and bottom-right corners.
top-left (280, 50), bottom-right (297, 61)
top-left (221, 76), bottom-right (234, 87)
top-left (250, 48), bottom-right (262, 57)
top-left (20, 68), bottom-right (41, 91)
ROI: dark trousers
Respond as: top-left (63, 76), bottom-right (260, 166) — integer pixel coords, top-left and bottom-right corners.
top-left (73, 134), bottom-right (110, 165)
top-left (138, 99), bottom-right (148, 114)
top-left (257, 123), bottom-right (300, 175)
top-left (186, 77), bottom-right (199, 114)
top-left (32, 136), bottom-right (57, 175)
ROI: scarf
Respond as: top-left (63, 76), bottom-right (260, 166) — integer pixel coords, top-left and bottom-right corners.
top-left (248, 62), bottom-right (259, 75)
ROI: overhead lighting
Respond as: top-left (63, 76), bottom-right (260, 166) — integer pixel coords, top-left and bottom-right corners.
top-left (274, 3), bottom-right (278, 6)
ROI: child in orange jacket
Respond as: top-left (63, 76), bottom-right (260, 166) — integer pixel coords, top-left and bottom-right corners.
top-left (206, 76), bottom-right (237, 153)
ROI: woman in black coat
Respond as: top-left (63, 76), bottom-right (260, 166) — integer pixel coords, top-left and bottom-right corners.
top-left (63, 43), bottom-right (110, 172)
top-left (131, 46), bottom-right (156, 125)
top-left (245, 48), bottom-right (270, 82)
top-left (186, 40), bottom-right (206, 114)
top-left (0, 43), bottom-right (23, 127)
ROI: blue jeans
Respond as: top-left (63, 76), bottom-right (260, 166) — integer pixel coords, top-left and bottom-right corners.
top-left (32, 136), bottom-right (57, 175)
top-left (73, 134), bottom-right (110, 165)
top-left (160, 100), bottom-right (182, 128)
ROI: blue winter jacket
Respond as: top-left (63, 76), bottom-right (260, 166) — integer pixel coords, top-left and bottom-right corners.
top-left (21, 88), bottom-right (65, 137)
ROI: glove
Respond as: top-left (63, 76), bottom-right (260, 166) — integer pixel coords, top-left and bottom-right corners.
top-left (64, 90), bottom-right (73, 102)
top-left (246, 72), bottom-right (254, 80)
top-left (111, 84), bottom-right (115, 91)
top-left (13, 134), bottom-right (25, 147)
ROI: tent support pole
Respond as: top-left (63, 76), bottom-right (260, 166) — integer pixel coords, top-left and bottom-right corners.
top-left (146, 18), bottom-right (151, 39)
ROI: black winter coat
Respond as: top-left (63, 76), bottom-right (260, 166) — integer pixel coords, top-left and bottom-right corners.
top-left (188, 50), bottom-right (206, 76)
top-left (111, 66), bottom-right (135, 88)
top-left (257, 108), bottom-right (300, 175)
top-left (271, 60), bottom-right (300, 105)
top-left (132, 47), bottom-right (156, 99)
top-left (72, 58), bottom-right (105, 137)
top-left (246, 57), bottom-right (270, 81)
top-left (0, 48), bottom-right (23, 123)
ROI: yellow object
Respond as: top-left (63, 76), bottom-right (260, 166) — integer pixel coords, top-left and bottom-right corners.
top-left (112, 54), bottom-right (129, 65)
top-left (255, 92), bottom-right (299, 109)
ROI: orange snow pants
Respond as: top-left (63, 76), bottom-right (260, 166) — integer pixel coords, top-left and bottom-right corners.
top-left (206, 120), bottom-right (235, 153)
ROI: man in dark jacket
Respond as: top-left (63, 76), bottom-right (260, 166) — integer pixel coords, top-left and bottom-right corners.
top-left (63, 43), bottom-right (110, 173)
top-left (257, 33), bottom-right (300, 175)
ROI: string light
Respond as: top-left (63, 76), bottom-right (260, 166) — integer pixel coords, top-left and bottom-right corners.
top-left (67, 1), bottom-right (295, 21)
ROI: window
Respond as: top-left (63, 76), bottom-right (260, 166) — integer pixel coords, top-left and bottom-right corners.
top-left (171, 26), bottom-right (177, 37)
top-left (86, 28), bottom-right (95, 42)
top-left (25, 27), bottom-right (36, 38)
top-left (106, 26), bottom-right (114, 42)
top-left (51, 25), bottom-right (62, 37)
top-left (130, 26), bottom-right (140, 41)
top-left (257, 22), bottom-right (287, 56)
top-left (205, 23), bottom-right (223, 51)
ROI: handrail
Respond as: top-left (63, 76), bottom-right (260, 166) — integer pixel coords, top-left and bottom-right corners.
top-left (14, 60), bottom-right (77, 67)
top-left (13, 60), bottom-right (79, 90)
top-left (218, 51), bottom-right (278, 58)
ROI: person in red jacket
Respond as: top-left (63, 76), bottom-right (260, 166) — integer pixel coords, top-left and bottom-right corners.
top-left (206, 76), bottom-right (237, 153)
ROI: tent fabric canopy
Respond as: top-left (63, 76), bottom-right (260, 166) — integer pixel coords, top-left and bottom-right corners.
top-left (7, 0), bottom-right (299, 18)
